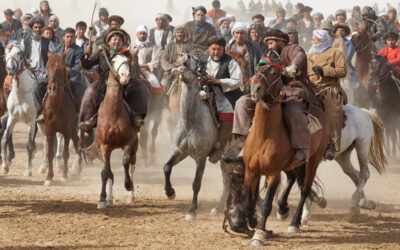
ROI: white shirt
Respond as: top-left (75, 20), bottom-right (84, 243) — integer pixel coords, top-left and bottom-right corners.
top-left (21, 37), bottom-right (47, 83)
top-left (154, 28), bottom-right (173, 49)
top-left (75, 38), bottom-right (85, 47)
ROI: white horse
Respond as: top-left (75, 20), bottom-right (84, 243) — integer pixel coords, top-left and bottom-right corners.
top-left (2, 42), bottom-right (37, 176)
top-left (296, 105), bottom-right (387, 225)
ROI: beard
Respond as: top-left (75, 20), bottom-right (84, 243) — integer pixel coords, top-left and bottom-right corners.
top-left (32, 32), bottom-right (41, 41)
top-left (195, 18), bottom-right (205, 26)
top-left (211, 56), bottom-right (221, 62)
top-left (220, 27), bottom-right (230, 35)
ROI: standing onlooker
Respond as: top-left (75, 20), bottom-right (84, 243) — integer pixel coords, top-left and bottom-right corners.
top-left (347, 6), bottom-right (363, 31)
top-left (48, 15), bottom-right (63, 45)
top-left (39, 0), bottom-right (53, 26)
top-left (185, 6), bottom-right (216, 51)
top-left (10, 13), bottom-right (33, 42)
top-left (268, 8), bottom-right (287, 30)
top-left (75, 21), bottom-right (89, 49)
top-left (297, 5), bottom-right (314, 51)
top-left (148, 14), bottom-right (173, 50)
top-left (312, 12), bottom-right (324, 29)
top-left (93, 8), bottom-right (109, 41)
top-left (13, 8), bottom-right (23, 22)
top-left (207, 0), bottom-right (226, 29)
top-left (389, 8), bottom-right (400, 32)
top-left (216, 17), bottom-right (232, 43)
top-left (1, 9), bottom-right (22, 44)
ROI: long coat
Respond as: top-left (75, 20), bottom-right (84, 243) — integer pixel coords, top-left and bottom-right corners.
top-left (185, 21), bottom-right (216, 50)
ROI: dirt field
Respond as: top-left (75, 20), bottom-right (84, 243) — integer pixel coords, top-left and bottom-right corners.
top-left (0, 122), bottom-right (400, 249)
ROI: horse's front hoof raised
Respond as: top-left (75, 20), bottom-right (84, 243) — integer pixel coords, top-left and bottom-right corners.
top-left (185, 212), bottom-right (196, 221)
top-left (44, 180), bottom-right (52, 186)
top-left (314, 197), bottom-right (327, 208)
top-left (24, 169), bottom-right (32, 177)
top-left (359, 199), bottom-right (376, 210)
top-left (277, 211), bottom-right (289, 220)
top-left (166, 188), bottom-right (176, 200)
top-left (287, 225), bottom-right (300, 234)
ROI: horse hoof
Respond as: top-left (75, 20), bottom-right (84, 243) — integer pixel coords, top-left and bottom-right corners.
top-left (251, 230), bottom-right (266, 246)
top-left (44, 180), bottom-right (52, 186)
top-left (315, 197), bottom-right (327, 208)
top-left (287, 225), bottom-right (300, 234)
top-left (185, 212), bottom-right (196, 221)
top-left (250, 240), bottom-right (264, 247)
top-left (24, 170), bottom-right (32, 177)
top-left (360, 200), bottom-right (376, 210)
top-left (106, 200), bottom-right (113, 207)
top-left (1, 167), bottom-right (9, 175)
top-left (60, 177), bottom-right (68, 184)
top-left (38, 165), bottom-right (48, 174)
top-left (127, 196), bottom-right (134, 204)
top-left (166, 188), bottom-right (176, 200)
top-left (209, 207), bottom-right (220, 216)
top-left (277, 211), bottom-right (289, 220)
top-left (97, 202), bottom-right (107, 209)
top-left (301, 216), bottom-right (309, 226)
top-left (349, 206), bottom-right (361, 216)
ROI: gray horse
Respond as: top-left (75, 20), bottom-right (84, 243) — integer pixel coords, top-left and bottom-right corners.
top-left (163, 53), bottom-right (229, 220)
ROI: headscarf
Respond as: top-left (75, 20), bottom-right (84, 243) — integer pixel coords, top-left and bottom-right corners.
top-left (135, 25), bottom-right (149, 47)
top-left (231, 22), bottom-right (247, 35)
top-left (308, 29), bottom-right (332, 54)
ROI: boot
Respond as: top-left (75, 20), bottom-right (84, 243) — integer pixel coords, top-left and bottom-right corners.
top-left (324, 140), bottom-right (336, 160)
top-left (222, 134), bottom-right (246, 162)
top-left (208, 121), bottom-right (232, 164)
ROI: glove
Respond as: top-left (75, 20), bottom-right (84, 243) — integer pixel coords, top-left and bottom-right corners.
top-left (387, 62), bottom-right (392, 68)
top-left (312, 66), bottom-right (324, 77)
top-left (282, 64), bottom-right (297, 78)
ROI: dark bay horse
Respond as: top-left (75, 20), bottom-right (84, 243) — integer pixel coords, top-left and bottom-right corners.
top-left (351, 26), bottom-right (374, 108)
top-left (242, 65), bottom-right (329, 246)
top-left (39, 54), bottom-right (81, 185)
top-left (369, 53), bottom-right (400, 158)
top-left (95, 53), bottom-right (138, 209)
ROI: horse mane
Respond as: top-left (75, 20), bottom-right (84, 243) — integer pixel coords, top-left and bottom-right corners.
top-left (47, 54), bottom-right (70, 89)
top-left (5, 41), bottom-right (21, 52)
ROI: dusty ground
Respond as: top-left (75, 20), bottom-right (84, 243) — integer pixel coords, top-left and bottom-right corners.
top-left (0, 122), bottom-right (400, 249)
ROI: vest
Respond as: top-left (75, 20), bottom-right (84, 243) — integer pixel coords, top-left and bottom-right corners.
top-left (149, 28), bottom-right (170, 50)
top-left (201, 53), bottom-right (243, 108)
top-left (23, 36), bottom-right (50, 66)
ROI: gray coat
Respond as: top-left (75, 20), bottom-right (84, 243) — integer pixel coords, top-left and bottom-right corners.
top-left (161, 41), bottom-right (194, 72)
top-left (53, 42), bottom-right (84, 84)
top-left (366, 16), bottom-right (387, 51)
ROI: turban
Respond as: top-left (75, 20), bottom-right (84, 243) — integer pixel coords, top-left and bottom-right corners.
top-left (308, 29), bottom-right (332, 54)
top-left (231, 22), bottom-right (247, 35)
top-left (218, 16), bottom-right (230, 26)
top-left (155, 13), bottom-right (167, 21)
top-left (135, 25), bottom-right (149, 46)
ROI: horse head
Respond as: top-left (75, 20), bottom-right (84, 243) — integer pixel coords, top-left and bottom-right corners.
top-left (5, 42), bottom-right (25, 76)
top-left (369, 53), bottom-right (388, 82)
top-left (46, 54), bottom-right (68, 95)
top-left (110, 53), bottom-right (131, 85)
top-left (249, 64), bottom-right (282, 107)
top-left (351, 26), bottom-right (372, 53)
top-left (173, 52), bottom-right (203, 84)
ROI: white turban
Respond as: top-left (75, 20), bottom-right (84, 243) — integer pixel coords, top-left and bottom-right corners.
top-left (155, 13), bottom-right (167, 21)
top-left (308, 29), bottom-right (332, 54)
top-left (231, 22), bottom-right (247, 35)
top-left (135, 25), bottom-right (149, 47)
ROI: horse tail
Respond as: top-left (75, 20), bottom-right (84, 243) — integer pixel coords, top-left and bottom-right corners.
top-left (80, 129), bottom-right (100, 164)
top-left (363, 109), bottom-right (387, 175)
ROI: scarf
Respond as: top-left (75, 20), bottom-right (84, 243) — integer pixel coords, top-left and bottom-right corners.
top-left (194, 18), bottom-right (205, 33)
top-left (135, 25), bottom-right (149, 47)
top-left (308, 29), bottom-right (332, 54)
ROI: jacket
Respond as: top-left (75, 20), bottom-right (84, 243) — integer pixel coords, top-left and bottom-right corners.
top-left (53, 42), bottom-right (84, 84)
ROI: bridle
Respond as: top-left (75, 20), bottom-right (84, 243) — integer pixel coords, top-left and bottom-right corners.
top-left (5, 45), bottom-right (37, 89)
top-left (101, 48), bottom-right (130, 84)
top-left (371, 56), bottom-right (390, 92)
top-left (253, 65), bottom-right (283, 109)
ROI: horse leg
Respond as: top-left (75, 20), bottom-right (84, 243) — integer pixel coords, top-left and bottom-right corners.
top-left (277, 170), bottom-right (297, 220)
top-left (163, 149), bottom-right (188, 200)
top-left (149, 117), bottom-right (160, 163)
top-left (127, 139), bottom-right (139, 204)
top-left (139, 122), bottom-right (149, 165)
top-left (37, 123), bottom-right (49, 174)
top-left (1, 116), bottom-right (16, 174)
top-left (250, 174), bottom-right (279, 247)
top-left (185, 157), bottom-right (207, 220)
top-left (0, 119), bottom-right (6, 164)
top-left (25, 120), bottom-right (36, 177)
top-left (210, 159), bottom-right (230, 215)
top-left (55, 133), bottom-right (64, 172)
top-left (335, 144), bottom-right (363, 215)
top-left (61, 135), bottom-right (70, 184)
top-left (8, 134), bottom-right (15, 161)
top-left (355, 140), bottom-right (374, 211)
top-left (98, 145), bottom-right (113, 209)
top-left (288, 161), bottom-right (318, 233)
top-left (71, 131), bottom-right (82, 179)
top-left (44, 132), bottom-right (55, 186)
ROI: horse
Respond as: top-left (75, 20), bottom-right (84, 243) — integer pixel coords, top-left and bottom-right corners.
top-left (1, 42), bottom-right (37, 176)
top-left (368, 53), bottom-right (400, 158)
top-left (165, 71), bottom-right (181, 140)
top-left (36, 54), bottom-right (82, 186)
top-left (95, 52), bottom-right (138, 209)
top-left (241, 65), bottom-right (330, 246)
top-left (351, 26), bottom-right (374, 108)
top-left (162, 53), bottom-right (230, 220)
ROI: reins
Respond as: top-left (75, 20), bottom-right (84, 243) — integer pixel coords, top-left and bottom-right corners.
top-left (255, 66), bottom-right (283, 110)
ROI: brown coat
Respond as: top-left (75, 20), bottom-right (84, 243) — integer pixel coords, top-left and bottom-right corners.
top-left (184, 21), bottom-right (216, 50)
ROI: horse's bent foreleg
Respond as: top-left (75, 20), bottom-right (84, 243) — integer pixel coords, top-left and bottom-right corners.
top-left (186, 157), bottom-right (207, 220)
top-left (163, 149), bottom-right (188, 200)
top-left (277, 169), bottom-right (297, 220)
top-left (1, 116), bottom-right (16, 174)
top-left (259, 174), bottom-right (280, 232)
top-left (25, 120), bottom-right (36, 177)
top-left (98, 145), bottom-right (113, 209)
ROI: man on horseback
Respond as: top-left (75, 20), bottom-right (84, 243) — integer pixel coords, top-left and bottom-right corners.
top-left (308, 29), bottom-right (347, 159)
top-left (19, 16), bottom-right (50, 122)
top-left (201, 36), bottom-right (243, 163)
top-left (78, 28), bottom-right (146, 132)
top-left (378, 32), bottom-right (400, 77)
top-left (226, 29), bottom-right (313, 162)
top-left (361, 6), bottom-right (387, 52)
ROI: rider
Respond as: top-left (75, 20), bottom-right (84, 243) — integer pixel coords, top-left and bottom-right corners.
top-left (19, 16), bottom-right (50, 123)
top-left (227, 29), bottom-right (313, 162)
top-left (78, 28), bottom-right (146, 132)
top-left (361, 6), bottom-right (387, 52)
top-left (307, 29), bottom-right (347, 160)
top-left (378, 32), bottom-right (400, 75)
top-left (201, 36), bottom-right (243, 163)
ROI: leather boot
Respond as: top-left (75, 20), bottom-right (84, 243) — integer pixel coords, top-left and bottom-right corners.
top-left (222, 134), bottom-right (246, 162)
top-left (324, 140), bottom-right (336, 160)
top-left (208, 121), bottom-right (232, 164)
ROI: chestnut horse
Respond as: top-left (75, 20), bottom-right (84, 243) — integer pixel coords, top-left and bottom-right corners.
top-left (95, 53), bottom-right (138, 209)
top-left (243, 65), bottom-right (329, 246)
top-left (351, 26), bottom-right (374, 108)
top-left (38, 54), bottom-right (81, 185)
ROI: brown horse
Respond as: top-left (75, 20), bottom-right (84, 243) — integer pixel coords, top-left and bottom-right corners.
top-left (351, 26), bottom-right (374, 107)
top-left (242, 65), bottom-right (329, 246)
top-left (95, 53), bottom-right (138, 209)
top-left (41, 54), bottom-right (81, 186)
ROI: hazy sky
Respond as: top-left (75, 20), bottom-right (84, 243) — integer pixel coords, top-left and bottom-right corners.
top-left (0, 0), bottom-right (397, 38)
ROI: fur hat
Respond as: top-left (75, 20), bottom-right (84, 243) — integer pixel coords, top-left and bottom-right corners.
top-left (383, 31), bottom-right (399, 41)
top-left (335, 9), bottom-right (347, 20)
top-left (104, 28), bottom-right (129, 45)
top-left (108, 15), bottom-right (124, 25)
top-left (362, 6), bottom-right (375, 17)
top-left (263, 29), bottom-right (290, 44)
top-left (300, 6), bottom-right (313, 14)
top-left (333, 22), bottom-right (350, 36)
top-left (28, 16), bottom-right (45, 28)
top-left (320, 20), bottom-right (334, 32)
